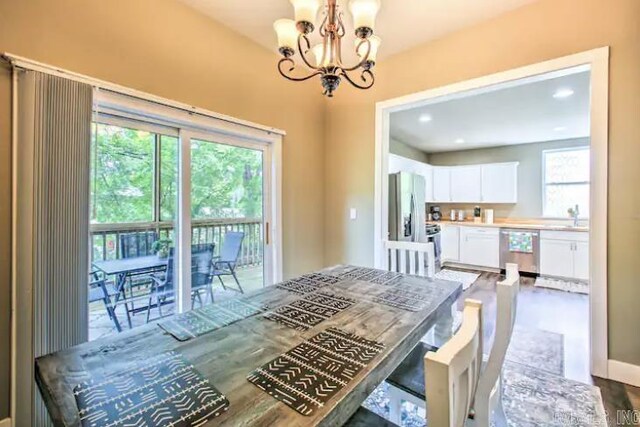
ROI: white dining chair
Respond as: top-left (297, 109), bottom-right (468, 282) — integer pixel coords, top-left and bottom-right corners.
top-left (384, 240), bottom-right (436, 278)
top-left (470, 263), bottom-right (519, 427)
top-left (383, 264), bottom-right (519, 427)
top-left (345, 299), bottom-right (484, 427)
top-left (426, 299), bottom-right (484, 427)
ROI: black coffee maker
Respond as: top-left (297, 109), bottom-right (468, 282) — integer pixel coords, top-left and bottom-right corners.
top-left (430, 206), bottom-right (442, 221)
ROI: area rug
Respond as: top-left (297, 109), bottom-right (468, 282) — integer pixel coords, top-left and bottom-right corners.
top-left (535, 276), bottom-right (589, 294)
top-left (434, 269), bottom-right (480, 291)
top-left (506, 326), bottom-right (564, 376)
top-left (363, 327), bottom-right (606, 427)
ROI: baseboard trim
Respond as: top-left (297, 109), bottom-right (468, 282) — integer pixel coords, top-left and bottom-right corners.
top-left (608, 359), bottom-right (640, 387)
top-left (0, 417), bottom-right (12, 427)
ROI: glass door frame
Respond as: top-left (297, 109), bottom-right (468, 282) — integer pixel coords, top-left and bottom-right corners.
top-left (175, 129), bottom-right (279, 313)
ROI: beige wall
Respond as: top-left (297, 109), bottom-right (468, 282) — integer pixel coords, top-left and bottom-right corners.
top-left (0, 0), bottom-right (327, 418)
top-left (429, 138), bottom-right (589, 219)
top-left (389, 138), bottom-right (430, 163)
top-left (325, 0), bottom-right (640, 366)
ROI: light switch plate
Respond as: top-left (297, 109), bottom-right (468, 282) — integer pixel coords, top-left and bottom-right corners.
top-left (350, 208), bottom-right (357, 220)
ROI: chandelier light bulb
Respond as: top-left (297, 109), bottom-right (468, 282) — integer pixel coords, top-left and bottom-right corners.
top-left (273, 19), bottom-right (298, 56)
top-left (290, 0), bottom-right (321, 33)
top-left (349, 0), bottom-right (381, 38)
top-left (311, 44), bottom-right (326, 67)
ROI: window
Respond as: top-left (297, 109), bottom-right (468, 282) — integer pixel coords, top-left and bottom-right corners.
top-left (542, 147), bottom-right (590, 218)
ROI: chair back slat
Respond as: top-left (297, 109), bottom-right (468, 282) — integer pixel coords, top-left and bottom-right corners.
top-left (472, 263), bottom-right (520, 427)
top-left (425, 299), bottom-right (483, 427)
top-left (384, 240), bottom-right (436, 277)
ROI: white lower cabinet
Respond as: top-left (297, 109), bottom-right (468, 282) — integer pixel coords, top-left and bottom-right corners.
top-left (441, 224), bottom-right (459, 262)
top-left (459, 227), bottom-right (500, 268)
top-left (539, 231), bottom-right (589, 280)
top-left (540, 239), bottom-right (574, 278)
top-left (573, 241), bottom-right (590, 280)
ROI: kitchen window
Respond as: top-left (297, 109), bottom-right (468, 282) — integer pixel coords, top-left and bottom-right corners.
top-left (542, 147), bottom-right (590, 218)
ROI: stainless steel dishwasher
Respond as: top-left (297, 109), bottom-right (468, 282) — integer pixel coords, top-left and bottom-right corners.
top-left (499, 228), bottom-right (540, 274)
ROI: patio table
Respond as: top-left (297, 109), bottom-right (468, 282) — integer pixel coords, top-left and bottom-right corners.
top-left (92, 255), bottom-right (168, 331)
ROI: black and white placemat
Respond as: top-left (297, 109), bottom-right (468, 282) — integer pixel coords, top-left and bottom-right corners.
top-left (373, 283), bottom-right (447, 312)
top-left (331, 266), bottom-right (404, 286)
top-left (159, 298), bottom-right (268, 341)
top-left (276, 273), bottom-right (342, 295)
top-left (264, 291), bottom-right (356, 331)
top-left (74, 351), bottom-right (229, 427)
top-left (247, 327), bottom-right (385, 416)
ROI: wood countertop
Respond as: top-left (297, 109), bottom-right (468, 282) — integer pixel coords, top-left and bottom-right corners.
top-left (434, 219), bottom-right (589, 232)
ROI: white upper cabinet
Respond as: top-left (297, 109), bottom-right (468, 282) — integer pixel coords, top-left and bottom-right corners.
top-left (450, 165), bottom-right (482, 203)
top-left (481, 163), bottom-right (518, 203)
top-left (390, 156), bottom-right (518, 204)
top-left (432, 167), bottom-right (451, 202)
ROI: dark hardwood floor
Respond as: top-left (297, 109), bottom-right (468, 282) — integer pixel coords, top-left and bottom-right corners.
top-left (446, 266), bottom-right (639, 426)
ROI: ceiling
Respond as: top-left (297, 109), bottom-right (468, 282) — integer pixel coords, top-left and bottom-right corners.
top-left (389, 70), bottom-right (591, 153)
top-left (178, 0), bottom-right (538, 60)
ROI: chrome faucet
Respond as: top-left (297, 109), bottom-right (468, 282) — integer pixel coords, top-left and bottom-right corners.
top-left (568, 204), bottom-right (580, 227)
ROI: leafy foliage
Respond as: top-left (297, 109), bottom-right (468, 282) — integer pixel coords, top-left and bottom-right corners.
top-left (90, 123), bottom-right (263, 225)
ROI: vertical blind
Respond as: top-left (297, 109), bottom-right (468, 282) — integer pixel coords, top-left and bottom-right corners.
top-left (15, 70), bottom-right (92, 425)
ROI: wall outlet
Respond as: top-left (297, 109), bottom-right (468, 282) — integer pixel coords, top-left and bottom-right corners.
top-left (350, 208), bottom-right (357, 220)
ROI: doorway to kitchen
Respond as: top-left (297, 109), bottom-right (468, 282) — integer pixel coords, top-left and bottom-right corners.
top-left (373, 48), bottom-right (609, 380)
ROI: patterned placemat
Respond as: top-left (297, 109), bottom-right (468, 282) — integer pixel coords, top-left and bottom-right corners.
top-left (373, 283), bottom-right (447, 312)
top-left (74, 351), bottom-right (229, 427)
top-left (247, 327), bottom-right (385, 416)
top-left (159, 298), bottom-right (268, 341)
top-left (264, 292), bottom-right (356, 331)
top-left (276, 273), bottom-right (342, 295)
top-left (332, 266), bottom-right (404, 286)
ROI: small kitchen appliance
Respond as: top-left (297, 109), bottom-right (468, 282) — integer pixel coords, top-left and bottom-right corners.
top-left (430, 206), bottom-right (442, 221)
top-left (473, 206), bottom-right (482, 223)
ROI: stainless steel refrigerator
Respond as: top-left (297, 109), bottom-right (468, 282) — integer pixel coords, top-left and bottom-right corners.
top-left (388, 172), bottom-right (426, 243)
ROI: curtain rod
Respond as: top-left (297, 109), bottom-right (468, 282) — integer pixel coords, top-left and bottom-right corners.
top-left (1, 52), bottom-right (286, 136)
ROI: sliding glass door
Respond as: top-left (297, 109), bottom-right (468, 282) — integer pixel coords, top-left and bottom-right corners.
top-left (188, 132), bottom-right (272, 302)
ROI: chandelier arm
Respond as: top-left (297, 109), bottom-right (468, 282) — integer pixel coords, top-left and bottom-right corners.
top-left (341, 69), bottom-right (375, 90)
top-left (318, 13), bottom-right (328, 37)
top-left (278, 58), bottom-right (323, 82)
top-left (297, 34), bottom-right (321, 71)
top-left (340, 38), bottom-right (371, 72)
top-left (336, 12), bottom-right (346, 37)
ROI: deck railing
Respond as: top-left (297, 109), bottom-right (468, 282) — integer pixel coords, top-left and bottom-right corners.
top-left (90, 218), bottom-right (263, 267)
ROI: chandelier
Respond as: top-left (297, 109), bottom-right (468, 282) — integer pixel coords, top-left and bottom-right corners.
top-left (274, 0), bottom-right (381, 97)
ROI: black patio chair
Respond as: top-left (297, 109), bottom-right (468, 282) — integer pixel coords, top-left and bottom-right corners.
top-left (146, 244), bottom-right (215, 322)
top-left (211, 231), bottom-right (245, 294)
top-left (88, 272), bottom-right (121, 332)
top-left (119, 231), bottom-right (158, 258)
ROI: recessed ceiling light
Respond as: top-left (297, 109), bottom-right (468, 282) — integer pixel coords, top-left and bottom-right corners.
top-left (419, 114), bottom-right (432, 123)
top-left (553, 88), bottom-right (574, 99)
top-left (454, 138), bottom-right (465, 144)
top-left (554, 126), bottom-right (567, 132)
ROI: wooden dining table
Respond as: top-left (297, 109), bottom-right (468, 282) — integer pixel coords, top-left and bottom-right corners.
top-left (36, 265), bottom-right (462, 426)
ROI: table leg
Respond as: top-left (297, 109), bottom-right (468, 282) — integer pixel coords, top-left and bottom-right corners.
top-left (112, 273), bottom-right (133, 329)
top-left (429, 302), bottom-right (456, 348)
